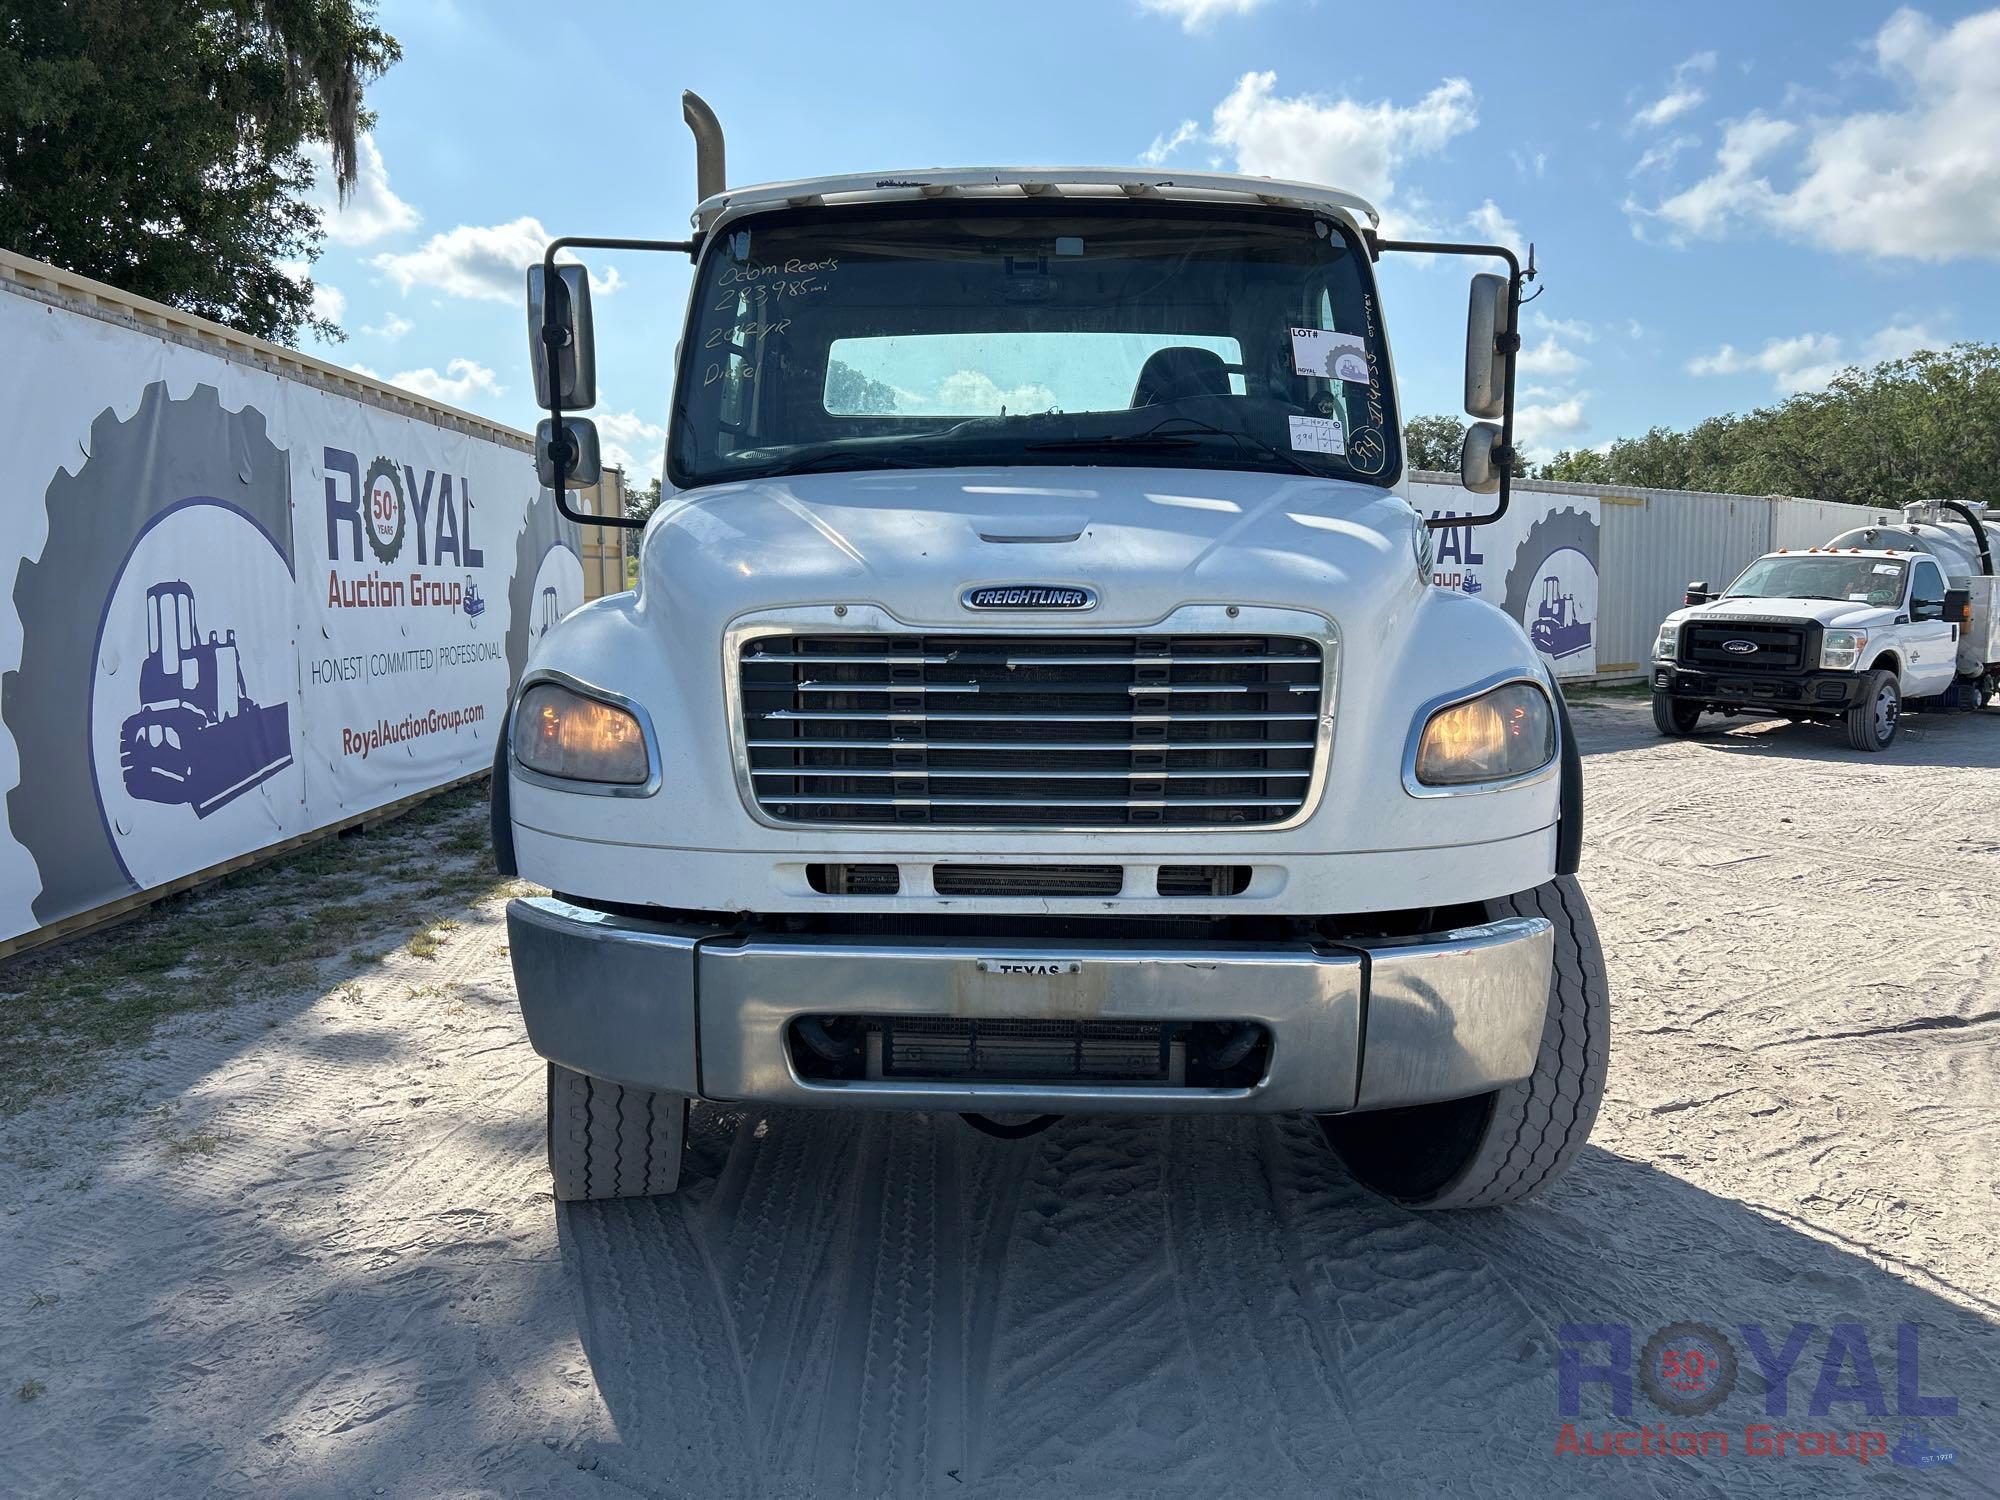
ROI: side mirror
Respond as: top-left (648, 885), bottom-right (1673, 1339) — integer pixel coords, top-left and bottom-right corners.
top-left (1684, 582), bottom-right (1714, 606)
top-left (1460, 421), bottom-right (1504, 495)
top-left (1912, 597), bottom-right (1946, 622)
top-left (1944, 587), bottom-right (1972, 624)
top-left (536, 416), bottom-right (602, 491)
top-left (526, 263), bottom-right (597, 410)
top-left (1464, 272), bottom-right (1509, 419)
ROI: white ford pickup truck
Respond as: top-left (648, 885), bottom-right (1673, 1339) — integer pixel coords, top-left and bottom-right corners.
top-left (1651, 503), bottom-right (1998, 751)
top-left (491, 94), bottom-right (1606, 1212)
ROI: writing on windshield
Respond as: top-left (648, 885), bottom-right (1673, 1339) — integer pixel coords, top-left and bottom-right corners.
top-left (671, 201), bottom-right (1397, 490)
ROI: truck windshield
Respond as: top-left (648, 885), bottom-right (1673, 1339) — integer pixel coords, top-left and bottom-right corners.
top-left (669, 199), bottom-right (1397, 490)
top-left (1725, 555), bottom-right (1907, 605)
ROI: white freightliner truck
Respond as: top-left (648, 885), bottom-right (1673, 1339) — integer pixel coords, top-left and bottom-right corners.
top-left (491, 95), bottom-right (1605, 1211)
top-left (1650, 501), bottom-right (1999, 750)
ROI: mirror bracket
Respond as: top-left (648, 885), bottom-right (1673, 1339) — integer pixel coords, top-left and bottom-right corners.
top-left (536, 234), bottom-right (695, 529)
top-left (1371, 233), bottom-right (1537, 531)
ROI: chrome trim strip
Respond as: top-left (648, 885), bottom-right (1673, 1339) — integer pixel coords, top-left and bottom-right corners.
top-left (722, 603), bottom-right (1342, 834)
top-left (510, 667), bottom-right (663, 799)
top-left (749, 767), bottom-right (1312, 781)
top-left (1399, 668), bottom-right (1561, 800)
top-left (757, 709), bottom-right (1319, 723)
top-left (746, 738), bottom-right (1320, 752)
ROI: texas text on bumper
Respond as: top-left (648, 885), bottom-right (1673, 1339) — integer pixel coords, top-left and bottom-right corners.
top-left (507, 895), bottom-right (1556, 1115)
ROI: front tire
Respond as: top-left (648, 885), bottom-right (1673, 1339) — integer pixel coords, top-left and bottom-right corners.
top-left (1845, 669), bottom-right (1900, 751)
top-left (1651, 691), bottom-right (1703, 736)
top-left (1318, 877), bottom-right (1609, 1210)
top-left (547, 1062), bottom-right (688, 1201)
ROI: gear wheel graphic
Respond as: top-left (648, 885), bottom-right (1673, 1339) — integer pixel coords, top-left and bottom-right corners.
top-left (1501, 505), bottom-right (1598, 632)
top-left (2, 382), bottom-right (293, 926)
top-left (505, 487), bottom-right (583, 692)
top-left (362, 455), bottom-right (407, 564)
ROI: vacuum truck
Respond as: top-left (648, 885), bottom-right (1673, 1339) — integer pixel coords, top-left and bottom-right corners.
top-left (490, 93), bottom-right (1607, 1213)
top-left (1651, 500), bottom-right (1998, 750)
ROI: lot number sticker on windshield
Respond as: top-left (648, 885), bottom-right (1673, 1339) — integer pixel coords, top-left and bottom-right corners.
top-left (1288, 414), bottom-right (1346, 455)
top-left (1290, 328), bottom-right (1370, 384)
top-left (1873, 563), bottom-right (1900, 574)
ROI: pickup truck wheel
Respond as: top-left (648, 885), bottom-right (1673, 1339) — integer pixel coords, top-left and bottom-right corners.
top-left (1845, 669), bottom-right (1900, 751)
top-left (1651, 692), bottom-right (1703, 736)
top-left (1318, 876), bottom-right (1608, 1210)
top-left (546, 1062), bottom-right (687, 1201)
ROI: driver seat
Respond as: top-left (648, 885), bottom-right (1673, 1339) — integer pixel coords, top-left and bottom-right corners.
top-left (1130, 346), bottom-right (1231, 407)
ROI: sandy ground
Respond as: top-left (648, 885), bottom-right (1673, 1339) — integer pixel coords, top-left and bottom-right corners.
top-left (1, 700), bottom-right (1996, 1498)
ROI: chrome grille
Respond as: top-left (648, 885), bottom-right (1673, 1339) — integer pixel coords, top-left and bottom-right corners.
top-left (737, 632), bottom-right (1325, 827)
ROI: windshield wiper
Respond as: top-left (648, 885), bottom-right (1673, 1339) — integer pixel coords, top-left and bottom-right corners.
top-left (1026, 418), bottom-right (1322, 478)
top-left (754, 449), bottom-right (928, 479)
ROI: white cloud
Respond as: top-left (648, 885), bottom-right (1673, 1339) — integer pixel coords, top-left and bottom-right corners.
top-left (1519, 334), bottom-right (1588, 376)
top-left (1635, 113), bottom-right (1797, 238)
top-left (1514, 393), bottom-right (1590, 455)
top-left (1140, 119), bottom-right (1202, 166)
top-left (1463, 199), bottom-right (1521, 252)
top-left (347, 362), bottom-right (381, 379)
top-left (1531, 313), bottom-right (1596, 344)
top-left (361, 313), bottom-right (414, 341)
top-left (310, 281), bottom-right (346, 325)
top-left (1206, 71), bottom-right (1478, 233)
top-left (1510, 147), bottom-right (1548, 179)
top-left (1632, 51), bottom-right (1716, 130)
top-left (373, 215), bottom-right (577, 303)
top-left (1683, 323), bottom-right (1939, 393)
top-left (936, 370), bottom-right (1057, 414)
top-left (1630, 133), bottom-right (1698, 177)
top-left (277, 258), bottom-right (344, 328)
top-left (1862, 321), bottom-right (1937, 364)
top-left (307, 134), bottom-right (420, 246)
top-left (1634, 8), bottom-right (2000, 261)
top-left (592, 408), bottom-right (668, 481)
top-left (386, 357), bottom-right (505, 406)
top-left (1138, 0), bottom-right (1268, 32)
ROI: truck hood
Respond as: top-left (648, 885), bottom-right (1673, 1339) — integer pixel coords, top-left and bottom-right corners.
top-left (1680, 596), bottom-right (1898, 631)
top-left (644, 466), bottom-right (1423, 628)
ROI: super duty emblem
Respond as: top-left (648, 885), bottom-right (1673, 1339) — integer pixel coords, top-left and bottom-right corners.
top-left (1723, 639), bottom-right (1759, 654)
top-left (961, 584), bottom-right (1096, 611)
top-left (977, 959), bottom-right (1083, 976)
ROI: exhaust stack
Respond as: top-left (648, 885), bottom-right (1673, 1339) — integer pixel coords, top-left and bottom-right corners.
top-left (683, 91), bottom-right (726, 202)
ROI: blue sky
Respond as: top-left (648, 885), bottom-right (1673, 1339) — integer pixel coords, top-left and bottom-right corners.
top-left (295, 0), bottom-right (2000, 480)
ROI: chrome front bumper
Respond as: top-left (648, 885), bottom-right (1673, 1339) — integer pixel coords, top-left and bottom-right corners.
top-left (505, 897), bottom-right (1554, 1115)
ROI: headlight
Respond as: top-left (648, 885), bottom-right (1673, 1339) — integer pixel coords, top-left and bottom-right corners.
top-left (1414, 681), bottom-right (1556, 787)
top-left (1820, 629), bottom-right (1868, 671)
top-left (514, 681), bottom-right (650, 786)
top-left (1653, 621), bottom-right (1681, 661)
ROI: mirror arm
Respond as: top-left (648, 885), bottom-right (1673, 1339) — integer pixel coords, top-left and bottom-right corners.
top-left (539, 235), bottom-right (696, 529)
top-left (1369, 235), bottom-right (1535, 531)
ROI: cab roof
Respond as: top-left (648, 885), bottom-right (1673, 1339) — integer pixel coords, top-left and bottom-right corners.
top-left (692, 167), bottom-right (1381, 235)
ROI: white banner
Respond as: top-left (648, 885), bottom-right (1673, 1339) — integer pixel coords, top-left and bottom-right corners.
top-left (0, 284), bottom-right (575, 944)
top-left (1412, 479), bottom-right (1602, 679)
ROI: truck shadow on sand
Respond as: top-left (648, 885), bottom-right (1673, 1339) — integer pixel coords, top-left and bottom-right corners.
top-left (557, 1108), bottom-right (1996, 1499)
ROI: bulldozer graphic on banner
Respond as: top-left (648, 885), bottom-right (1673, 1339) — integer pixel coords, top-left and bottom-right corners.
top-left (1530, 574), bottom-right (1593, 660)
top-left (119, 581), bottom-right (292, 817)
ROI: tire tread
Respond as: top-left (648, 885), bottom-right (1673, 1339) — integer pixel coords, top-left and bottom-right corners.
top-left (1406, 876), bottom-right (1609, 1210)
top-left (547, 1062), bottom-right (686, 1201)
